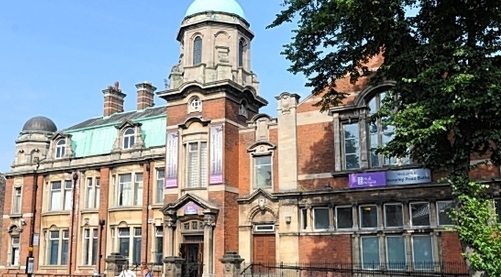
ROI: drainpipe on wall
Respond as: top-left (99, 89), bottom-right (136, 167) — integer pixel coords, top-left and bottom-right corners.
top-left (144, 161), bottom-right (151, 264)
top-left (69, 172), bottom-right (79, 275)
top-left (26, 158), bottom-right (45, 277)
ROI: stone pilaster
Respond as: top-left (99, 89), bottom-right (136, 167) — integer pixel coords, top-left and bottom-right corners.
top-left (275, 92), bottom-right (300, 191)
top-left (203, 214), bottom-right (216, 276)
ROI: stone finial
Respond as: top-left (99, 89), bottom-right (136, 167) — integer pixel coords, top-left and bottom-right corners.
top-left (220, 252), bottom-right (244, 277)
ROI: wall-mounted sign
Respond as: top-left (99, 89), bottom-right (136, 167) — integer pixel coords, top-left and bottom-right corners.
top-left (184, 202), bottom-right (199, 215)
top-left (210, 124), bottom-right (224, 184)
top-left (386, 168), bottom-right (431, 186)
top-left (165, 131), bottom-right (179, 188)
top-left (349, 172), bottom-right (387, 189)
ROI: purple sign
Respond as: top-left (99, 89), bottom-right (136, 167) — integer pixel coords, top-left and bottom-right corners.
top-left (349, 172), bottom-right (387, 189)
top-left (184, 202), bottom-right (199, 215)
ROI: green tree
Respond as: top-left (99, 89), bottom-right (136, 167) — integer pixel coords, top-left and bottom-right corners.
top-left (269, 0), bottom-right (501, 275)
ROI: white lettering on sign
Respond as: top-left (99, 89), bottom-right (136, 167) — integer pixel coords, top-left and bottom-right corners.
top-left (386, 168), bottom-right (431, 186)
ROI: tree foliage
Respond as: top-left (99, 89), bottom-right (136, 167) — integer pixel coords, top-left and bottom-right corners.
top-left (269, 0), bottom-right (501, 275)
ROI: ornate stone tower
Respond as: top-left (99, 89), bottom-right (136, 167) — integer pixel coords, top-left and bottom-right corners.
top-left (12, 116), bottom-right (57, 170)
top-left (157, 0), bottom-right (267, 276)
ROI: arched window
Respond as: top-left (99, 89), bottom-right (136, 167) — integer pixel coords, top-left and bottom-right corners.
top-left (238, 39), bottom-right (245, 67)
top-left (189, 97), bottom-right (202, 113)
top-left (55, 138), bottom-right (66, 159)
top-left (123, 128), bottom-right (135, 150)
top-left (193, 36), bottom-right (202, 65)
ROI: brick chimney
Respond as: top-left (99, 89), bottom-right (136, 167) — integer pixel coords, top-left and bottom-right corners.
top-left (135, 81), bottom-right (157, 110)
top-left (102, 81), bottom-right (126, 117)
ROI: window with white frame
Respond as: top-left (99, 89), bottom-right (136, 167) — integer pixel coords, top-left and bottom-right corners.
top-left (116, 173), bottom-right (143, 207)
top-left (360, 205), bottom-right (378, 229)
top-left (437, 200), bottom-right (454, 226)
top-left (186, 141), bottom-right (208, 188)
top-left (155, 169), bottom-right (165, 204)
top-left (313, 207), bottom-right (330, 230)
top-left (12, 187), bottom-right (22, 214)
top-left (85, 177), bottom-right (100, 209)
top-left (410, 202), bottom-right (431, 227)
top-left (300, 208), bottom-right (308, 230)
top-left (189, 97), bottom-right (202, 113)
top-left (253, 155), bottom-right (272, 188)
top-left (123, 128), bottom-right (135, 150)
top-left (154, 226), bottom-right (163, 264)
top-left (82, 228), bottom-right (98, 265)
top-left (117, 227), bottom-right (141, 266)
top-left (134, 173), bottom-right (143, 206)
top-left (335, 206), bottom-right (353, 229)
top-left (193, 36), bottom-right (202, 65)
top-left (384, 203), bottom-right (404, 228)
top-left (47, 229), bottom-right (69, 265)
top-left (343, 123), bottom-right (360, 169)
top-left (238, 39), bottom-right (245, 67)
top-left (49, 181), bottom-right (72, 211)
top-left (361, 236), bottom-right (380, 269)
top-left (10, 236), bottom-right (20, 266)
top-left (55, 138), bottom-right (66, 159)
top-left (494, 198), bottom-right (501, 223)
top-left (386, 236), bottom-right (406, 269)
top-left (412, 235), bottom-right (434, 270)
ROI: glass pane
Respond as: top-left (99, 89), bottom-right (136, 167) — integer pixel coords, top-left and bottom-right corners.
top-left (344, 123), bottom-right (360, 169)
top-left (301, 209), bottom-right (308, 230)
top-left (200, 142), bottom-right (208, 187)
top-left (313, 208), bottom-right (330, 230)
top-left (386, 236), bottom-right (406, 270)
top-left (361, 237), bottom-right (380, 269)
top-left (92, 236), bottom-right (98, 265)
top-left (437, 201), bottom-right (454, 226)
top-left (134, 173), bottom-right (143, 206)
top-left (368, 98), bottom-right (377, 114)
top-left (156, 236), bottom-right (163, 264)
top-left (413, 236), bottom-right (434, 270)
top-left (360, 206), bottom-right (378, 228)
top-left (385, 204), bottom-right (403, 227)
top-left (49, 239), bottom-right (59, 265)
top-left (410, 203), bottom-right (431, 226)
top-left (119, 238), bottom-right (130, 258)
top-left (50, 190), bottom-right (61, 211)
top-left (133, 237), bottom-right (141, 265)
top-left (254, 156), bottom-right (272, 188)
top-left (336, 207), bottom-right (353, 229)
top-left (193, 37), bottom-right (202, 65)
top-left (61, 239), bottom-right (69, 265)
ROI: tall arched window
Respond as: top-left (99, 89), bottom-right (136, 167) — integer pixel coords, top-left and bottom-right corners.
top-left (193, 36), bottom-right (202, 65)
top-left (238, 39), bottom-right (245, 67)
top-left (123, 128), bottom-right (135, 150)
top-left (55, 138), bottom-right (66, 159)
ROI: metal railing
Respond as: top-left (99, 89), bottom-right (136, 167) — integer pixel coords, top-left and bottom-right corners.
top-left (240, 262), bottom-right (469, 277)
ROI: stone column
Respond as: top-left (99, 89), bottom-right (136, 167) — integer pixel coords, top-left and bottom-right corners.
top-left (164, 216), bottom-right (177, 256)
top-left (163, 256), bottom-right (184, 277)
top-left (105, 253), bottom-right (128, 277)
top-left (203, 214), bottom-right (216, 276)
top-left (220, 252), bottom-right (244, 277)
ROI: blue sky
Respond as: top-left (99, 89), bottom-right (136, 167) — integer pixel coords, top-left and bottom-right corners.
top-left (0, 0), bottom-right (310, 172)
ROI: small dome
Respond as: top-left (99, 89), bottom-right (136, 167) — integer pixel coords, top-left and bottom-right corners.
top-left (22, 116), bottom-right (57, 133)
top-left (185, 0), bottom-right (246, 19)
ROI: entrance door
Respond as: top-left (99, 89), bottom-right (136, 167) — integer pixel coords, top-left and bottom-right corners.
top-left (180, 243), bottom-right (203, 277)
top-left (253, 234), bottom-right (276, 265)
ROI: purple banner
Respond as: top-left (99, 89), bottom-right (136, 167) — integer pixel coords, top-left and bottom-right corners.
top-left (165, 131), bottom-right (179, 188)
top-left (349, 172), bottom-right (387, 189)
top-left (209, 124), bottom-right (223, 184)
top-left (184, 202), bottom-right (199, 215)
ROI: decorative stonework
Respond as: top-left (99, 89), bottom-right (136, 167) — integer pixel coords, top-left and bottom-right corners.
top-left (276, 92), bottom-right (300, 115)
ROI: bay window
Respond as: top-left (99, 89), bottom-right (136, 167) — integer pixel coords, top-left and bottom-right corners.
top-left (49, 181), bottom-right (72, 212)
top-left (117, 226), bottom-right (142, 266)
top-left (47, 229), bottom-right (69, 265)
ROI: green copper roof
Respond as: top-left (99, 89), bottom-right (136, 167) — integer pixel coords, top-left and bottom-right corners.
top-left (64, 106), bottom-right (166, 158)
top-left (185, 0), bottom-right (246, 19)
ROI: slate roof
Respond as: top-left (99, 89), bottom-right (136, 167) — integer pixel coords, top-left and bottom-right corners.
top-left (65, 106), bottom-right (166, 131)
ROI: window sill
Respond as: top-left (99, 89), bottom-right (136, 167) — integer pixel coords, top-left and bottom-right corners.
top-left (81, 209), bottom-right (99, 214)
top-left (331, 164), bottom-right (424, 177)
top-left (9, 213), bottom-right (23, 218)
top-left (108, 206), bottom-right (143, 212)
top-left (41, 211), bottom-right (71, 216)
top-left (151, 203), bottom-right (164, 209)
top-left (40, 265), bottom-right (68, 269)
top-left (182, 187), bottom-right (207, 192)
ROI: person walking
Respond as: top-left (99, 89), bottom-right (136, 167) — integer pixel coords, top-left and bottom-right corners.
top-left (118, 265), bottom-right (136, 277)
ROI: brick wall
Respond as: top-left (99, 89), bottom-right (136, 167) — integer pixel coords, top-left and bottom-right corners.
top-left (299, 235), bottom-right (352, 264)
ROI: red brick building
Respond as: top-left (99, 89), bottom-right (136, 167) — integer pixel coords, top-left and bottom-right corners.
top-left (1, 0), bottom-right (498, 276)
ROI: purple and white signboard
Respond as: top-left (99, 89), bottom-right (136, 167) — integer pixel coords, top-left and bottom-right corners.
top-left (349, 172), bottom-right (387, 189)
top-left (209, 124), bottom-right (223, 184)
top-left (165, 131), bottom-right (179, 188)
top-left (184, 202), bottom-right (199, 215)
